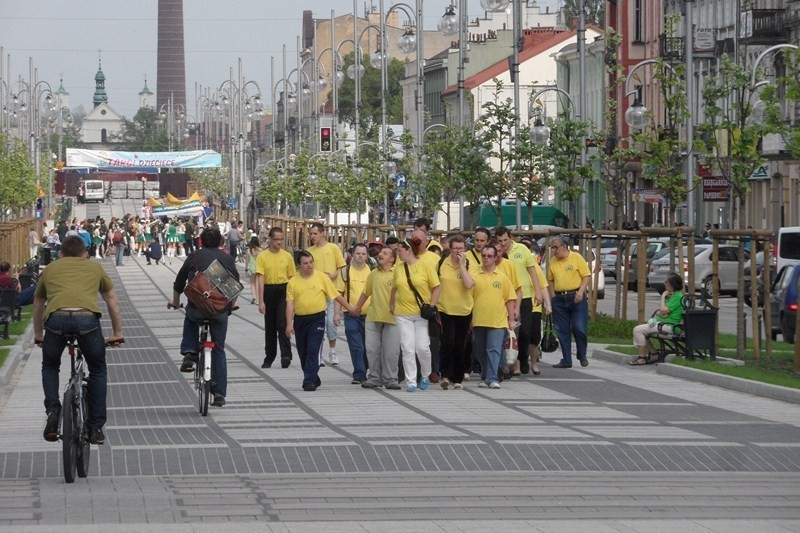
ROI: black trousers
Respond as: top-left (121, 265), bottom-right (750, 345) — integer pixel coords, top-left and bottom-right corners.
top-left (516, 297), bottom-right (533, 371)
top-left (263, 283), bottom-right (292, 364)
top-left (439, 313), bottom-right (472, 383)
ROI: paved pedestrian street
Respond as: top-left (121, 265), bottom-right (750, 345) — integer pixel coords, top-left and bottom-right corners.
top-left (1, 255), bottom-right (799, 531)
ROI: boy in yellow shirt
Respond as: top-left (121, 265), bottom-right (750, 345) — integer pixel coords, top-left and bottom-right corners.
top-left (336, 243), bottom-right (372, 384)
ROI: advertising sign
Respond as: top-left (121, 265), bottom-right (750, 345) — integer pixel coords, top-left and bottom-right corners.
top-left (702, 177), bottom-right (730, 202)
top-left (632, 188), bottom-right (665, 203)
top-left (66, 148), bottom-right (222, 169)
top-left (694, 27), bottom-right (716, 53)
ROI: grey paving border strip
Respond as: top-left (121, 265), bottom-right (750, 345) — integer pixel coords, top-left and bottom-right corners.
top-left (0, 323), bottom-right (32, 385)
top-left (593, 348), bottom-right (800, 405)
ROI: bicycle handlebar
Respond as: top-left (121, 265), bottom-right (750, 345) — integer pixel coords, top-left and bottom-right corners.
top-left (167, 302), bottom-right (184, 310)
top-left (34, 337), bottom-right (124, 347)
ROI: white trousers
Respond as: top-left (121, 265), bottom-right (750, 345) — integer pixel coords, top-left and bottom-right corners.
top-left (395, 314), bottom-right (431, 388)
top-left (633, 322), bottom-right (672, 347)
top-left (365, 321), bottom-right (401, 386)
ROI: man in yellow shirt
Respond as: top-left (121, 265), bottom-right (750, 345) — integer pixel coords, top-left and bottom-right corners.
top-left (286, 252), bottom-right (354, 391)
top-left (414, 217), bottom-right (441, 251)
top-left (308, 222), bottom-right (346, 365)
top-left (255, 227), bottom-right (296, 369)
top-left (336, 243), bottom-right (372, 384)
top-left (546, 235), bottom-right (591, 369)
top-left (460, 243), bottom-right (515, 389)
top-left (496, 226), bottom-right (544, 376)
top-left (436, 235), bottom-right (473, 390)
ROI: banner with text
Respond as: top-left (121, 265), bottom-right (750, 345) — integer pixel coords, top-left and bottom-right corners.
top-left (151, 199), bottom-right (204, 216)
top-left (66, 148), bottom-right (222, 169)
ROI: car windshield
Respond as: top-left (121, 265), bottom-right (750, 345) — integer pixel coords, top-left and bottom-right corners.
top-left (653, 247), bottom-right (708, 261)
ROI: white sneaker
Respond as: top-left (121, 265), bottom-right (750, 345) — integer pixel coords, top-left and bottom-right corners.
top-left (463, 373), bottom-right (470, 381)
top-left (489, 382), bottom-right (501, 389)
top-left (478, 381), bottom-right (488, 388)
top-left (329, 352), bottom-right (339, 366)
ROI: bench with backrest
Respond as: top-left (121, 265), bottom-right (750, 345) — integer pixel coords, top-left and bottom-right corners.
top-left (649, 295), bottom-right (718, 362)
top-left (0, 288), bottom-right (21, 339)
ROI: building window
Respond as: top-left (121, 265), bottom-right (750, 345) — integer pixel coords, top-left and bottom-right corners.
top-left (101, 129), bottom-right (107, 143)
top-left (634, 0), bottom-right (643, 42)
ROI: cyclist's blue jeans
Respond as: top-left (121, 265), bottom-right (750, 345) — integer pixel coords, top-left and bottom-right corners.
top-left (42, 312), bottom-right (107, 431)
top-left (181, 305), bottom-right (229, 397)
top-left (344, 314), bottom-right (368, 380)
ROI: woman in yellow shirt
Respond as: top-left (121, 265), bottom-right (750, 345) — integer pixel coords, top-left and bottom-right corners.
top-left (336, 243), bottom-right (372, 384)
top-left (286, 252), bottom-right (354, 391)
top-left (436, 235), bottom-right (473, 390)
top-left (389, 236), bottom-right (441, 392)
top-left (352, 246), bottom-right (401, 389)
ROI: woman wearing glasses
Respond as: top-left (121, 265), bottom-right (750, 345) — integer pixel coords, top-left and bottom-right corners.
top-left (389, 236), bottom-right (441, 392)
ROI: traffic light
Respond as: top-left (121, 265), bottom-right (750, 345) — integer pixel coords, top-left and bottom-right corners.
top-left (320, 127), bottom-right (332, 152)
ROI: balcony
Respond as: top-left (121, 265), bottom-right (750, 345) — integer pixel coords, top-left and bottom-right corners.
top-left (659, 34), bottom-right (685, 62)
top-left (740, 9), bottom-right (789, 45)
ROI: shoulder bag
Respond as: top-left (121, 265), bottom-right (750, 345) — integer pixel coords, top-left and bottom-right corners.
top-left (540, 313), bottom-right (559, 353)
top-left (184, 254), bottom-right (230, 318)
top-left (403, 262), bottom-right (438, 321)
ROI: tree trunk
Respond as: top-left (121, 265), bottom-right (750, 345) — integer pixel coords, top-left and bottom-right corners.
top-left (736, 238), bottom-right (746, 357)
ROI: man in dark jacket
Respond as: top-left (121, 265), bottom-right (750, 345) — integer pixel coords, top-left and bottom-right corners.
top-left (170, 228), bottom-right (239, 407)
top-left (145, 237), bottom-right (163, 265)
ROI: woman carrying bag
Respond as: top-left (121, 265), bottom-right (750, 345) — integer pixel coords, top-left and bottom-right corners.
top-left (389, 236), bottom-right (441, 392)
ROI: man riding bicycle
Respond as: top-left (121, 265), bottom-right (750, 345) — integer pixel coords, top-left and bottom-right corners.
top-left (171, 227), bottom-right (239, 407)
top-left (33, 236), bottom-right (124, 445)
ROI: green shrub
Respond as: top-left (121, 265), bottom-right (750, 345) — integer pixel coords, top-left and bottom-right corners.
top-left (589, 313), bottom-right (636, 340)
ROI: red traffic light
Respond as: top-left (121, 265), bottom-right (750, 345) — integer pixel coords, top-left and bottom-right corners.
top-left (320, 127), bottom-right (332, 151)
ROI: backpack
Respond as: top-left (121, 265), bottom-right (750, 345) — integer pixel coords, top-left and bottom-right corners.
top-left (342, 259), bottom-right (377, 303)
top-left (112, 231), bottom-right (123, 244)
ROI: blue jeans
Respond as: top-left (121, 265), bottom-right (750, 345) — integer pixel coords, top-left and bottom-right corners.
top-left (472, 327), bottom-right (505, 385)
top-left (295, 312), bottom-right (326, 388)
top-left (344, 314), bottom-right (367, 380)
top-left (115, 242), bottom-right (125, 266)
top-left (552, 295), bottom-right (588, 365)
top-left (42, 312), bottom-right (107, 430)
top-left (181, 305), bottom-right (229, 397)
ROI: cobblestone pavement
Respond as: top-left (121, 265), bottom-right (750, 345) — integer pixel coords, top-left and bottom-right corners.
top-left (1, 251), bottom-right (799, 529)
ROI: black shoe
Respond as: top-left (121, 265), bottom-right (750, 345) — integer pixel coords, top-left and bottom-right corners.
top-left (385, 383), bottom-right (402, 390)
top-left (580, 358), bottom-right (589, 367)
top-left (552, 363), bottom-right (573, 368)
top-left (261, 359), bottom-right (272, 369)
top-left (351, 378), bottom-right (365, 385)
top-left (89, 428), bottom-right (105, 445)
top-left (180, 354), bottom-right (198, 373)
top-left (361, 381), bottom-right (379, 388)
top-left (43, 408), bottom-right (60, 442)
top-left (156, 261), bottom-right (160, 265)
top-left (302, 383), bottom-right (317, 391)
top-left (281, 358), bottom-right (291, 369)
top-left (211, 394), bottom-right (226, 407)
top-left (146, 261), bottom-right (151, 265)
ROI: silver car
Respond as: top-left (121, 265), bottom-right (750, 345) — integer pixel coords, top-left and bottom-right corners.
top-left (649, 245), bottom-right (751, 296)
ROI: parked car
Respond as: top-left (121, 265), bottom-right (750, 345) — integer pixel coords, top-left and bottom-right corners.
top-left (626, 239), bottom-right (672, 291)
top-left (776, 227), bottom-right (800, 273)
top-left (768, 264), bottom-right (799, 343)
top-left (649, 245), bottom-right (751, 297)
top-left (598, 238), bottom-right (624, 278)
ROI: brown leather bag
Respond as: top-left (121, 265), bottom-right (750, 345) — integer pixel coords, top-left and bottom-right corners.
top-left (184, 255), bottom-right (229, 318)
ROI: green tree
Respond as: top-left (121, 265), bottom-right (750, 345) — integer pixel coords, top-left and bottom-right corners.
top-left (0, 135), bottom-right (40, 215)
top-left (332, 52), bottom-right (405, 141)
top-left (191, 167), bottom-right (231, 207)
top-left (561, 0), bottom-right (605, 29)
top-left (510, 125), bottom-right (550, 226)
top-left (114, 107), bottom-right (170, 151)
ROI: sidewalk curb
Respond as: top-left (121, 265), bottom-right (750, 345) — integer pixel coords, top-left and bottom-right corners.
top-left (0, 322), bottom-right (32, 385)
top-left (592, 348), bottom-right (800, 405)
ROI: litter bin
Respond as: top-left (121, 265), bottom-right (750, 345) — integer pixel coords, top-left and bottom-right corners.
top-left (684, 307), bottom-right (719, 360)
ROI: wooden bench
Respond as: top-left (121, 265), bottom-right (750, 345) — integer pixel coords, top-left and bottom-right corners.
top-left (649, 296), bottom-right (718, 362)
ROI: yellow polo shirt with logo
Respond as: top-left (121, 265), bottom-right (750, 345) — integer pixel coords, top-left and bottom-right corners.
top-left (287, 271), bottom-right (339, 316)
top-left (547, 250), bottom-right (590, 292)
top-left (337, 262), bottom-right (371, 313)
top-left (418, 250), bottom-right (440, 271)
top-left (255, 248), bottom-right (296, 284)
top-left (392, 260), bottom-right (440, 317)
top-left (437, 257), bottom-right (473, 317)
top-left (495, 258), bottom-right (522, 292)
top-left (506, 242), bottom-right (536, 298)
top-left (363, 267), bottom-right (395, 324)
top-left (467, 249), bottom-right (483, 278)
top-left (309, 242), bottom-right (346, 276)
top-left (531, 262), bottom-right (549, 313)
top-left (471, 269), bottom-right (515, 329)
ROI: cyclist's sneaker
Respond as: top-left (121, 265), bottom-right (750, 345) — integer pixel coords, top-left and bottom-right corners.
top-left (89, 428), bottom-right (105, 445)
top-left (43, 408), bottom-right (60, 442)
top-left (280, 358), bottom-right (291, 369)
top-left (180, 353), bottom-right (198, 373)
top-left (212, 394), bottom-right (226, 407)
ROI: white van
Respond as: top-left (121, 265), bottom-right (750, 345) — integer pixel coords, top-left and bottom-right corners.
top-left (83, 180), bottom-right (105, 203)
top-left (776, 227), bottom-right (800, 272)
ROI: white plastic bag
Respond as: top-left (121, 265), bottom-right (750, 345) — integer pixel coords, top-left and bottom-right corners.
top-left (504, 329), bottom-right (519, 366)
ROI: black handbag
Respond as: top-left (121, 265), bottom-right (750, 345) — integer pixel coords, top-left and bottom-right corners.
top-left (404, 262), bottom-right (439, 321)
top-left (540, 313), bottom-right (559, 353)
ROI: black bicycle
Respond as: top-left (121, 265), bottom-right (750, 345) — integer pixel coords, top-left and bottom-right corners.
top-left (61, 335), bottom-right (123, 483)
top-left (196, 318), bottom-right (214, 415)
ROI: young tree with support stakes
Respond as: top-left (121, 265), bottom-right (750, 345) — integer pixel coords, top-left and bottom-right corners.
top-left (0, 135), bottom-right (41, 216)
top-left (510, 124), bottom-right (551, 227)
top-left (192, 167), bottom-right (232, 212)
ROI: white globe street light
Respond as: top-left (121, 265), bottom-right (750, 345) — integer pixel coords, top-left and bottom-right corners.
top-left (370, 49), bottom-right (390, 69)
top-left (480, 0), bottom-right (510, 11)
top-left (624, 98), bottom-right (649, 130)
top-left (398, 28), bottom-right (417, 54)
top-left (530, 118), bottom-right (551, 145)
top-left (382, 160), bottom-right (397, 175)
top-left (347, 63), bottom-right (365, 80)
top-left (438, 5), bottom-right (459, 36)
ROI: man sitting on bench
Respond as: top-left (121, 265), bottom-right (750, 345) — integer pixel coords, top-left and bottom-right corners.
top-left (628, 272), bottom-right (684, 366)
top-left (0, 261), bottom-right (36, 309)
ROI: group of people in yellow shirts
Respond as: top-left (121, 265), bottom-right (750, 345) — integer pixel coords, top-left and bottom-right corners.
top-left (250, 221), bottom-right (587, 394)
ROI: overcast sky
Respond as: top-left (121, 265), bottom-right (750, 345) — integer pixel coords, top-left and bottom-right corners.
top-left (1, 0), bottom-right (560, 118)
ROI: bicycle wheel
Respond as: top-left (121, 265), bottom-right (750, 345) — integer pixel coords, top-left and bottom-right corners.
top-left (62, 387), bottom-right (77, 483)
top-left (198, 351), bottom-right (209, 416)
top-left (76, 384), bottom-right (91, 478)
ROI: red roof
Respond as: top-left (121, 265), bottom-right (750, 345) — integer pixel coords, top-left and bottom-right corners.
top-left (442, 25), bottom-right (603, 96)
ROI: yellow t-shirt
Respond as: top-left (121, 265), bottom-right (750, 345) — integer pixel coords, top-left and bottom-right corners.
top-left (547, 250), bottom-right (591, 292)
top-left (255, 248), bottom-right (296, 284)
top-left (287, 271), bottom-right (339, 316)
top-left (364, 267), bottom-right (395, 324)
top-left (495, 258), bottom-right (522, 292)
top-left (467, 249), bottom-right (483, 278)
top-left (506, 242), bottom-right (536, 298)
top-left (309, 242), bottom-right (346, 275)
top-left (531, 262), bottom-right (549, 313)
top-left (437, 257), bottom-right (473, 317)
top-left (337, 262), bottom-right (371, 313)
top-left (392, 260), bottom-right (440, 316)
top-left (471, 269), bottom-right (515, 329)
top-left (418, 250), bottom-right (440, 271)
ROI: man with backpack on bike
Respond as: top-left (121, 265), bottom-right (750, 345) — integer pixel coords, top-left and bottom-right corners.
top-left (33, 236), bottom-right (124, 445)
top-left (171, 228), bottom-right (239, 407)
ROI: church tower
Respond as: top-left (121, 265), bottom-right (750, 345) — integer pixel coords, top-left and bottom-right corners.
top-left (92, 57), bottom-right (108, 108)
top-left (139, 78), bottom-right (154, 109)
